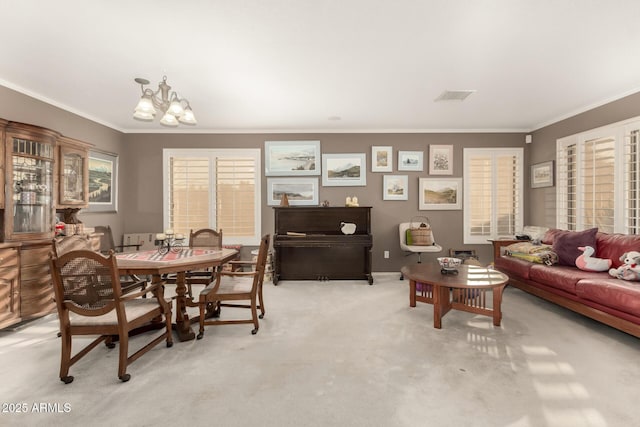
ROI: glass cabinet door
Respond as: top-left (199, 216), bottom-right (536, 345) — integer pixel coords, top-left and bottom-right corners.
top-left (10, 137), bottom-right (54, 237)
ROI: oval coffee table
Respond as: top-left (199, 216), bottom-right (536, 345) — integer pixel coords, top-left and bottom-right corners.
top-left (401, 263), bottom-right (509, 329)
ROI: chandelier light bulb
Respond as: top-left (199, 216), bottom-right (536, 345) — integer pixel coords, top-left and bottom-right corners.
top-left (160, 112), bottom-right (179, 127)
top-left (179, 106), bottom-right (197, 125)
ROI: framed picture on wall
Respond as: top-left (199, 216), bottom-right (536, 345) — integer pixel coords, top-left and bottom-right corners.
top-left (429, 145), bottom-right (453, 175)
top-left (419, 177), bottom-right (462, 210)
top-left (371, 146), bottom-right (393, 172)
top-left (398, 151), bottom-right (424, 171)
top-left (267, 177), bottom-right (319, 205)
top-left (86, 150), bottom-right (118, 213)
top-left (383, 175), bottom-right (408, 200)
top-left (265, 140), bottom-right (321, 176)
top-left (531, 160), bottom-right (554, 188)
top-left (322, 153), bottom-right (367, 186)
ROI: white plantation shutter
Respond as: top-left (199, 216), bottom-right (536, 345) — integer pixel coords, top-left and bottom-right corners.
top-left (215, 157), bottom-right (256, 237)
top-left (557, 118), bottom-right (640, 234)
top-left (163, 149), bottom-right (261, 245)
top-left (625, 129), bottom-right (640, 234)
top-left (464, 148), bottom-right (523, 243)
top-left (168, 157), bottom-right (210, 234)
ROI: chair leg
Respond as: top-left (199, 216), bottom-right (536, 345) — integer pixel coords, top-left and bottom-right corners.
top-left (164, 303), bottom-right (174, 348)
top-left (117, 333), bottom-right (131, 382)
top-left (197, 297), bottom-right (206, 340)
top-left (59, 331), bottom-right (74, 384)
top-left (250, 295), bottom-right (259, 335)
top-left (257, 284), bottom-right (265, 319)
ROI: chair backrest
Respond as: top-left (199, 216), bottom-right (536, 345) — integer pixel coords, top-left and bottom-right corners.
top-left (189, 228), bottom-right (223, 249)
top-left (53, 234), bottom-right (94, 257)
top-left (253, 234), bottom-right (271, 286)
top-left (94, 225), bottom-right (117, 253)
top-left (50, 250), bottom-right (122, 315)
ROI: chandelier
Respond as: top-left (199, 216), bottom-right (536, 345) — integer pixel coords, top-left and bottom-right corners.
top-left (132, 76), bottom-right (197, 126)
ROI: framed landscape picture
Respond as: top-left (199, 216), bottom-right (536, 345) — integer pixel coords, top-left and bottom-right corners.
top-left (267, 177), bottom-right (319, 206)
top-left (371, 146), bottom-right (393, 172)
top-left (429, 145), bottom-right (453, 175)
top-left (398, 151), bottom-right (423, 171)
top-left (322, 153), bottom-right (367, 186)
top-left (383, 175), bottom-right (408, 200)
top-left (86, 150), bottom-right (118, 213)
top-left (531, 160), bottom-right (554, 188)
top-left (419, 177), bottom-right (462, 210)
top-left (265, 140), bottom-right (321, 176)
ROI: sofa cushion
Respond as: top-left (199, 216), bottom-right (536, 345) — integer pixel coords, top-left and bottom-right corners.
top-left (596, 232), bottom-right (640, 269)
top-left (528, 264), bottom-right (607, 294)
top-left (550, 228), bottom-right (598, 266)
top-left (576, 278), bottom-right (640, 317)
top-left (495, 256), bottom-right (534, 279)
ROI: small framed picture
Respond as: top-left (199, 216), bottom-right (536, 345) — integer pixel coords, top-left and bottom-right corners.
top-left (531, 160), bottom-right (554, 188)
top-left (371, 146), bottom-right (393, 172)
top-left (419, 177), bottom-right (462, 210)
top-left (383, 175), bottom-right (408, 200)
top-left (398, 151), bottom-right (423, 171)
top-left (86, 150), bottom-right (118, 213)
top-left (322, 153), bottom-right (367, 186)
top-left (429, 145), bottom-right (453, 175)
top-left (267, 178), bottom-right (319, 205)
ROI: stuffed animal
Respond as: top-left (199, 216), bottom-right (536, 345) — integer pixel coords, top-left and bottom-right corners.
top-left (575, 246), bottom-right (611, 272)
top-left (608, 251), bottom-right (640, 281)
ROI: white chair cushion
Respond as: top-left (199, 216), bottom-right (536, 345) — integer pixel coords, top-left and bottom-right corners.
top-left (68, 299), bottom-right (162, 326)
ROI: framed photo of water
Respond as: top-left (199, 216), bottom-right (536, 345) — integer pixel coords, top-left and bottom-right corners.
top-left (265, 140), bottom-right (321, 176)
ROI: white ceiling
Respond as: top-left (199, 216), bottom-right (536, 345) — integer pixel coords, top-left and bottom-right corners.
top-left (2, 0), bottom-right (640, 134)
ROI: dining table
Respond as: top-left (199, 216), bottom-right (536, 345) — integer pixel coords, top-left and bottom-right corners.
top-left (116, 247), bottom-right (239, 341)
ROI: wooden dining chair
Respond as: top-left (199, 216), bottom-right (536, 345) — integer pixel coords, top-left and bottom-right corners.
top-left (196, 234), bottom-right (270, 339)
top-left (50, 249), bottom-right (173, 383)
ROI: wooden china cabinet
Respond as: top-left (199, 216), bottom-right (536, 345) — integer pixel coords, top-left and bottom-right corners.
top-left (0, 120), bottom-right (91, 328)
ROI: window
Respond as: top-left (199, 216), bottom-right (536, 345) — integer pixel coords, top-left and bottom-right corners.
top-left (463, 148), bottom-right (523, 244)
top-left (163, 149), bottom-right (261, 245)
top-left (557, 117), bottom-right (640, 234)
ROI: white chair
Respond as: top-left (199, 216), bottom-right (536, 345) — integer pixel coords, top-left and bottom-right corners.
top-left (399, 223), bottom-right (443, 277)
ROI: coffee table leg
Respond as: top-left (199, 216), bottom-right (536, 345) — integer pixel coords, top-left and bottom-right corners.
top-left (432, 284), bottom-right (446, 329)
top-left (409, 280), bottom-right (417, 307)
top-left (492, 284), bottom-right (506, 326)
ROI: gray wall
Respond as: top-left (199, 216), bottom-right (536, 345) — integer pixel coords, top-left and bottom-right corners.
top-left (527, 92), bottom-right (640, 228)
top-left (120, 132), bottom-right (525, 269)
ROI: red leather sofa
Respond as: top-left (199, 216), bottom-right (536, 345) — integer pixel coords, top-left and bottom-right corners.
top-left (494, 228), bottom-right (640, 338)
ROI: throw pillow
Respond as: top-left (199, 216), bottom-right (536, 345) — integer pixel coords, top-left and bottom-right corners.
top-left (552, 228), bottom-right (598, 266)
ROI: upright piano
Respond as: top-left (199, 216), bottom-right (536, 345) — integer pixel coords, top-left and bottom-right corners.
top-left (273, 206), bottom-right (373, 285)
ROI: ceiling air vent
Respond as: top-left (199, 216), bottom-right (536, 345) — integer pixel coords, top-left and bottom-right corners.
top-left (434, 90), bottom-right (476, 102)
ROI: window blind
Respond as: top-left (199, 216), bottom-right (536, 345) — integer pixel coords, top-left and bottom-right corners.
top-left (168, 157), bottom-right (210, 235)
top-left (464, 148), bottom-right (523, 243)
top-left (215, 157), bottom-right (256, 237)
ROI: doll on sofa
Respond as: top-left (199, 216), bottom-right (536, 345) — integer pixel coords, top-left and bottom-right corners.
top-left (608, 251), bottom-right (640, 281)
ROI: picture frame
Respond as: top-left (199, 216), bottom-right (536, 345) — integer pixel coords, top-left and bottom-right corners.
top-left (531, 160), bottom-right (554, 188)
top-left (86, 150), bottom-right (118, 213)
top-left (429, 144), bottom-right (454, 175)
top-left (398, 151), bottom-right (423, 171)
top-left (267, 177), bottom-right (319, 206)
top-left (322, 153), bottom-right (367, 186)
top-left (383, 175), bottom-right (408, 200)
top-left (419, 177), bottom-right (462, 210)
top-left (265, 140), bottom-right (321, 176)
top-left (371, 146), bottom-right (393, 172)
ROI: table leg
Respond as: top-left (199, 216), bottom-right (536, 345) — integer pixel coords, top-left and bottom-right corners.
top-left (432, 285), bottom-right (446, 329)
top-left (492, 284), bottom-right (506, 326)
top-left (409, 279), bottom-right (417, 307)
top-left (174, 271), bottom-right (196, 341)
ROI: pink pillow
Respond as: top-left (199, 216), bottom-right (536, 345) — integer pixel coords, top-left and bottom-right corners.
top-left (552, 228), bottom-right (598, 266)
